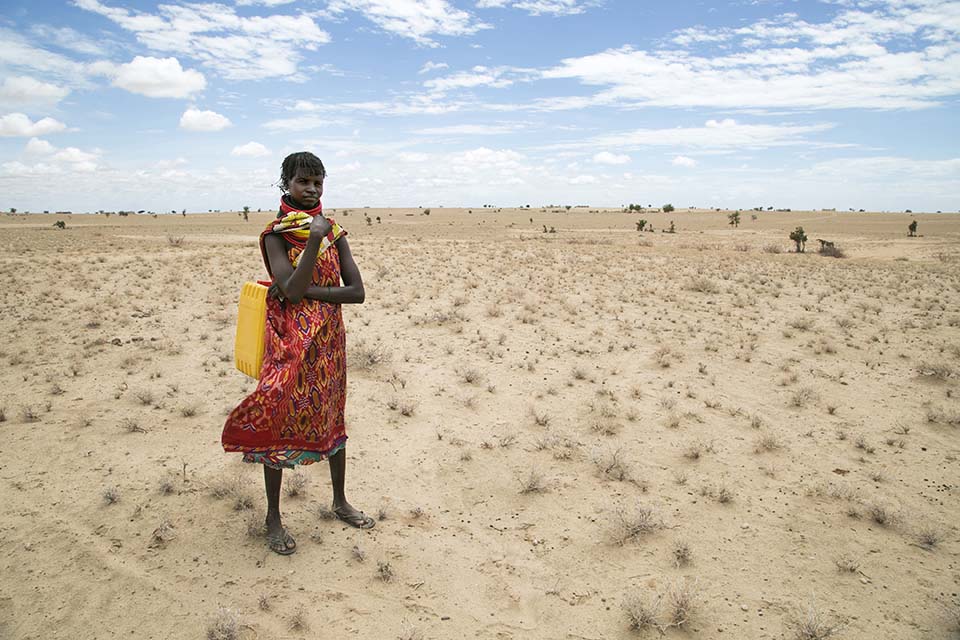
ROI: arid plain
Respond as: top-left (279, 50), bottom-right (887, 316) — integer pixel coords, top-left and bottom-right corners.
top-left (0, 207), bottom-right (958, 640)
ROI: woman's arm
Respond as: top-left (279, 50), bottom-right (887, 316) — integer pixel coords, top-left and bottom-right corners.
top-left (303, 236), bottom-right (364, 304)
top-left (264, 221), bottom-right (329, 305)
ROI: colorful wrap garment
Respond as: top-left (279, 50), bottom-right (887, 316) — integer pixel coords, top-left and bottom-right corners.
top-left (222, 198), bottom-right (349, 469)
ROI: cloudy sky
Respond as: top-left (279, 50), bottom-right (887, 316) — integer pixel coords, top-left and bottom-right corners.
top-left (1, 0), bottom-right (958, 213)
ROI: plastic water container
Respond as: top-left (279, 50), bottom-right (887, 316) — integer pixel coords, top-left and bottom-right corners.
top-left (234, 281), bottom-right (269, 378)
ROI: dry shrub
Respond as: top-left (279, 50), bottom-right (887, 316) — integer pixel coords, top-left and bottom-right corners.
top-left (167, 235), bottom-right (185, 247)
top-left (686, 276), bottom-right (719, 294)
top-left (786, 598), bottom-right (845, 639)
top-left (612, 502), bottom-right (664, 544)
top-left (672, 539), bottom-right (692, 567)
top-left (519, 468), bottom-right (547, 494)
top-left (592, 446), bottom-right (633, 482)
top-left (284, 470), bottom-right (308, 497)
top-left (754, 433), bottom-right (784, 453)
top-left (623, 592), bottom-right (662, 632)
top-left (377, 560), bottom-right (394, 582)
top-left (245, 509), bottom-right (266, 538)
top-left (206, 608), bottom-right (240, 640)
top-left (102, 485), bottom-right (121, 505)
top-left (151, 518), bottom-right (176, 546)
top-left (348, 341), bottom-right (390, 371)
top-left (763, 243), bottom-right (783, 254)
top-left (926, 407), bottom-right (960, 426)
top-left (664, 578), bottom-right (700, 628)
top-left (791, 387), bottom-right (818, 408)
top-left (917, 362), bottom-right (956, 380)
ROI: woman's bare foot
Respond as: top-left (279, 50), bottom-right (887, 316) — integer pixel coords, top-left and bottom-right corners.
top-left (333, 500), bottom-right (375, 529)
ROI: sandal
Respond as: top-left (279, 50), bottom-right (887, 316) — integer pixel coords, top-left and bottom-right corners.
top-left (264, 517), bottom-right (296, 551)
top-left (334, 506), bottom-right (375, 530)
top-left (266, 528), bottom-right (296, 555)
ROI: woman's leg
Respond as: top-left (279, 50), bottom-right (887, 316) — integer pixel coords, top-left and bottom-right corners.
top-left (263, 465), bottom-right (295, 552)
top-left (264, 464), bottom-right (283, 518)
top-left (329, 448), bottom-right (374, 528)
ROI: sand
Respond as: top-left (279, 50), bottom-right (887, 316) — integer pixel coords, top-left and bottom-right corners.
top-left (0, 207), bottom-right (958, 639)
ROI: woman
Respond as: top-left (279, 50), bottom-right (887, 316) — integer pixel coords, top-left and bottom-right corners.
top-left (222, 151), bottom-right (374, 556)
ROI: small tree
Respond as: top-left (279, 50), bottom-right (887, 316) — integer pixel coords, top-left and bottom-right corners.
top-left (908, 220), bottom-right (918, 237)
top-left (790, 226), bottom-right (807, 253)
top-left (242, 205), bottom-right (250, 221)
top-left (53, 220), bottom-right (66, 229)
top-left (668, 221), bottom-right (676, 234)
top-left (662, 203), bottom-right (675, 213)
top-left (636, 219), bottom-right (647, 232)
top-left (9, 208), bottom-right (16, 213)
top-left (565, 205), bottom-right (572, 211)
top-left (728, 212), bottom-right (740, 228)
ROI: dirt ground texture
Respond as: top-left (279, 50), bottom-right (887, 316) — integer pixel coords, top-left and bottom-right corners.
top-left (0, 207), bottom-right (958, 639)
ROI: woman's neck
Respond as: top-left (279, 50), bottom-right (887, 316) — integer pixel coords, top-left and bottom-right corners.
top-left (283, 194), bottom-right (319, 212)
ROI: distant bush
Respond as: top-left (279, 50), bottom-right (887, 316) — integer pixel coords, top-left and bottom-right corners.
top-left (790, 227), bottom-right (807, 253)
top-left (662, 203), bottom-right (675, 213)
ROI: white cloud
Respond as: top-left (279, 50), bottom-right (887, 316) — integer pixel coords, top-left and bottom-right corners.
top-left (263, 115), bottom-right (350, 131)
top-left (232, 141), bottom-right (271, 157)
top-left (593, 151), bottom-right (630, 164)
top-left (0, 113), bottom-right (67, 137)
top-left (179, 108), bottom-right (231, 131)
top-left (0, 76), bottom-right (70, 108)
top-left (97, 56), bottom-right (206, 98)
top-left (477, 0), bottom-right (595, 16)
top-left (0, 28), bottom-right (92, 88)
top-left (25, 137), bottom-right (55, 155)
top-left (544, 119), bottom-right (836, 152)
top-left (539, 1), bottom-right (960, 111)
top-left (414, 123), bottom-right (523, 135)
top-left (424, 65), bottom-right (535, 91)
top-left (54, 147), bottom-right (99, 163)
top-left (74, 0), bottom-right (330, 80)
top-left (569, 174), bottom-right (597, 184)
top-left (672, 155), bottom-right (697, 167)
top-left (326, 0), bottom-right (489, 46)
top-left (419, 61), bottom-right (449, 74)
top-left (236, 0), bottom-right (296, 5)
top-left (29, 24), bottom-right (107, 56)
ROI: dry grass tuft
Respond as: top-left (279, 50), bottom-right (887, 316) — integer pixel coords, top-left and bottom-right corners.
top-left (377, 560), bottom-right (395, 582)
top-left (672, 539), bottom-right (692, 567)
top-left (612, 502), bottom-right (664, 544)
top-left (834, 554), bottom-right (860, 573)
top-left (288, 604), bottom-right (308, 631)
top-left (102, 485), bottom-right (121, 505)
top-left (623, 592), bottom-right (662, 633)
top-left (786, 598), bottom-right (845, 640)
top-left (348, 341), bottom-right (391, 371)
top-left (592, 446), bottom-right (634, 482)
top-left (519, 468), bottom-right (547, 494)
top-left (664, 578), bottom-right (700, 628)
top-left (206, 608), bottom-right (240, 640)
top-left (284, 470), bottom-right (308, 497)
top-left (151, 518), bottom-right (176, 546)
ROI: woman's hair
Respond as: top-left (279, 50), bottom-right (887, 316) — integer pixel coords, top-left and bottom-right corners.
top-left (279, 152), bottom-right (326, 191)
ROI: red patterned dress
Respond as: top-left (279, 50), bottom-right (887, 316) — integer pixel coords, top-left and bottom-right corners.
top-left (222, 210), bottom-right (348, 468)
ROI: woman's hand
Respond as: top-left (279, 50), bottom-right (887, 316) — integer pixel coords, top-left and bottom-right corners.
top-left (309, 214), bottom-right (333, 239)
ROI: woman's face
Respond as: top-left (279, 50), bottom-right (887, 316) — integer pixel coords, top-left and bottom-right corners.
top-left (288, 171), bottom-right (324, 207)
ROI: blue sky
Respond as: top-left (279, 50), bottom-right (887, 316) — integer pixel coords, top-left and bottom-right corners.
top-left (1, 0), bottom-right (958, 213)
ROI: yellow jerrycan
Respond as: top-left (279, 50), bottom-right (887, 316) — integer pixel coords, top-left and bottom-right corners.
top-left (234, 281), bottom-right (270, 378)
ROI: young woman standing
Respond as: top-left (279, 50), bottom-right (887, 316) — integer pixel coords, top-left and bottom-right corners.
top-left (222, 152), bottom-right (374, 555)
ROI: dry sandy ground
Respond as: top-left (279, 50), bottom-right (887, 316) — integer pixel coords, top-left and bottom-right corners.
top-left (0, 207), bottom-right (958, 640)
